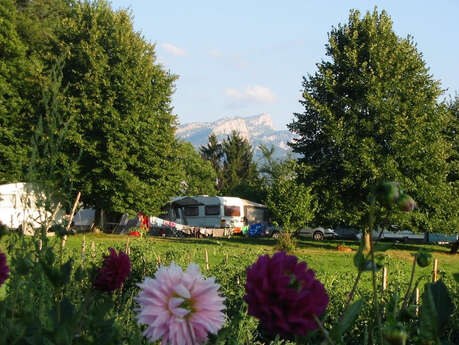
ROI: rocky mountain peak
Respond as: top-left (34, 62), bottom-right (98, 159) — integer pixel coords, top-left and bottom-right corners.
top-left (176, 113), bottom-right (295, 160)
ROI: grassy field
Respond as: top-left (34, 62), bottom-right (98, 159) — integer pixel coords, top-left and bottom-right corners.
top-left (1, 232), bottom-right (457, 344)
top-left (58, 233), bottom-right (459, 280)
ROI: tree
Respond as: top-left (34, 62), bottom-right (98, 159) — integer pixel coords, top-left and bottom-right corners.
top-left (2, 0), bottom-right (184, 219)
top-left (0, 0), bottom-right (41, 183)
top-left (220, 131), bottom-right (261, 201)
top-left (288, 9), bottom-right (456, 232)
top-left (264, 159), bottom-right (316, 232)
top-left (178, 142), bottom-right (217, 196)
top-left (55, 0), bottom-right (183, 217)
top-left (199, 133), bottom-right (223, 190)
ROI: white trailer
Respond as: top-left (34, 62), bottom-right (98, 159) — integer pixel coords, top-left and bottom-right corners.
top-left (161, 196), bottom-right (268, 231)
top-left (0, 182), bottom-right (64, 233)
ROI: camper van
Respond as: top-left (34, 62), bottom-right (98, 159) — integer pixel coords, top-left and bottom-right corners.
top-left (161, 196), bottom-right (268, 230)
top-left (0, 182), bottom-right (64, 233)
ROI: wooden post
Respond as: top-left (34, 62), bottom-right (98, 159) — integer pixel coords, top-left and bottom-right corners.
top-left (205, 249), bottom-right (209, 270)
top-left (125, 238), bottom-right (130, 255)
top-left (66, 192), bottom-right (81, 232)
top-left (81, 234), bottom-right (86, 262)
top-left (46, 202), bottom-right (62, 232)
top-left (91, 240), bottom-right (96, 258)
top-left (382, 266), bottom-right (388, 292)
top-left (433, 258), bottom-right (438, 282)
top-left (61, 235), bottom-right (67, 248)
top-left (225, 253), bottom-right (229, 264)
top-left (415, 288), bottom-right (420, 316)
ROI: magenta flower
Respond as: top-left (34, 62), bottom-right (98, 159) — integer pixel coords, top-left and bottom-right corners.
top-left (244, 251), bottom-right (329, 338)
top-left (94, 248), bottom-right (131, 293)
top-left (135, 263), bottom-right (226, 345)
top-left (0, 251), bottom-right (10, 286)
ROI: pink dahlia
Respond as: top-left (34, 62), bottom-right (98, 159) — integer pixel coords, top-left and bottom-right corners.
top-left (0, 251), bottom-right (9, 286)
top-left (135, 263), bottom-right (226, 345)
top-left (94, 248), bottom-right (131, 293)
top-left (244, 251), bottom-right (329, 338)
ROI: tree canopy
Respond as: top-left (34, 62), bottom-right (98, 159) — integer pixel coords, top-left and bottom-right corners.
top-left (288, 9), bottom-right (457, 232)
top-left (1, 0), bottom-right (184, 217)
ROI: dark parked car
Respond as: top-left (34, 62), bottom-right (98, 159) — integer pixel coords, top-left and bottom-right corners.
top-left (334, 227), bottom-right (361, 240)
top-left (295, 227), bottom-right (337, 241)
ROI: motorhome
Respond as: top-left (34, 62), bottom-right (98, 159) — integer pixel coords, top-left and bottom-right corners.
top-left (160, 196), bottom-right (268, 231)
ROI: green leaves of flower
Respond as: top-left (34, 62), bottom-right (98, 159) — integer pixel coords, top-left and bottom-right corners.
top-left (330, 299), bottom-right (364, 343)
top-left (419, 280), bottom-right (454, 343)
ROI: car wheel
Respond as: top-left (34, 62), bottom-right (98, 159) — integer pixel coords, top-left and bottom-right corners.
top-left (313, 231), bottom-right (324, 241)
top-left (272, 231), bottom-right (280, 239)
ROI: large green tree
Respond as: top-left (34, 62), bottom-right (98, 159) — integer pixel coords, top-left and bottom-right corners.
top-left (55, 0), bottom-right (183, 216)
top-left (288, 9), bottom-right (456, 232)
top-left (1, 0), bottom-right (184, 217)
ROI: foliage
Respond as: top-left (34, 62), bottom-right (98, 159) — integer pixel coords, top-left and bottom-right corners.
top-left (288, 9), bottom-right (456, 233)
top-left (178, 141), bottom-right (217, 196)
top-left (264, 159), bottom-right (316, 232)
top-left (1, 0), bottom-right (184, 218)
top-left (200, 133), bottom-right (224, 190)
top-left (200, 131), bottom-right (262, 201)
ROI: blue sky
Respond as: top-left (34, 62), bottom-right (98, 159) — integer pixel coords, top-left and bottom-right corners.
top-left (110, 0), bottom-right (459, 130)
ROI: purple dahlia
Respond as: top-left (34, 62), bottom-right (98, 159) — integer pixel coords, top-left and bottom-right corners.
top-left (94, 248), bottom-right (131, 293)
top-left (244, 251), bottom-right (329, 338)
top-left (0, 251), bottom-right (10, 286)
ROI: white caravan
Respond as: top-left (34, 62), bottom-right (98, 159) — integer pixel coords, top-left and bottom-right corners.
top-left (161, 196), bottom-right (268, 230)
top-left (0, 182), bottom-right (64, 233)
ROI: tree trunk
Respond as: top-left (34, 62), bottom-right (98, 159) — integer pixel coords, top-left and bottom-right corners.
top-left (94, 208), bottom-right (105, 232)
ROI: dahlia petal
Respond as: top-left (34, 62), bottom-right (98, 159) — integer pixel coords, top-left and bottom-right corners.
top-left (174, 283), bottom-right (191, 299)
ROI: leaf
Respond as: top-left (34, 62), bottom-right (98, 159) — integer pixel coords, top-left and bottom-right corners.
top-left (330, 299), bottom-right (364, 341)
top-left (419, 283), bottom-right (439, 341)
top-left (429, 280), bottom-right (453, 329)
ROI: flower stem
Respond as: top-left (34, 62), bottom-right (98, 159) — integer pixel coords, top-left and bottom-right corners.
top-left (368, 205), bottom-right (384, 345)
top-left (313, 314), bottom-right (335, 345)
top-left (339, 269), bottom-right (362, 322)
top-left (401, 255), bottom-right (417, 311)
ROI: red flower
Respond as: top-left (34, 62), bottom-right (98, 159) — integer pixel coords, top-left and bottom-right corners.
top-left (0, 251), bottom-right (9, 286)
top-left (129, 231), bottom-right (141, 237)
top-left (94, 248), bottom-right (131, 293)
top-left (244, 251), bottom-right (329, 338)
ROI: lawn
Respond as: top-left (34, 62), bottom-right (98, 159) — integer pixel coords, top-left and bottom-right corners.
top-left (1, 232), bottom-right (457, 344)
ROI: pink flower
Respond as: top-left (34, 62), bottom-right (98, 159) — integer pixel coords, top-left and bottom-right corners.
top-left (94, 248), bottom-right (131, 293)
top-left (0, 251), bottom-right (9, 286)
top-left (135, 263), bottom-right (226, 345)
top-left (244, 251), bottom-right (329, 338)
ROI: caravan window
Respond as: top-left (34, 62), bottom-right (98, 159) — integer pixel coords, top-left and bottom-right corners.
top-left (224, 205), bottom-right (240, 217)
top-left (205, 205), bottom-right (220, 216)
top-left (184, 206), bottom-right (199, 216)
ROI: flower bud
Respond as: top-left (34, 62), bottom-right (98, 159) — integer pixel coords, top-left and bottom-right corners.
top-left (397, 193), bottom-right (416, 212)
top-left (374, 182), bottom-right (401, 208)
top-left (383, 322), bottom-right (408, 345)
top-left (416, 249), bottom-right (432, 268)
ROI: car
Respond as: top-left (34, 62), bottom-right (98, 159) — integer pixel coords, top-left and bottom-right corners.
top-left (295, 227), bottom-right (337, 241)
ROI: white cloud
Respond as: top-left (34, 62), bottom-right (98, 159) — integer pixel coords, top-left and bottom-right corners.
top-left (161, 43), bottom-right (187, 56)
top-left (225, 85), bottom-right (277, 106)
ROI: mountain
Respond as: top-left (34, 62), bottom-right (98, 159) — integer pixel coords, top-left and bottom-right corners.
top-left (176, 113), bottom-right (296, 160)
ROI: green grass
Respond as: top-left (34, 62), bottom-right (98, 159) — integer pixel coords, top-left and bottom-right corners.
top-left (56, 233), bottom-right (458, 284)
